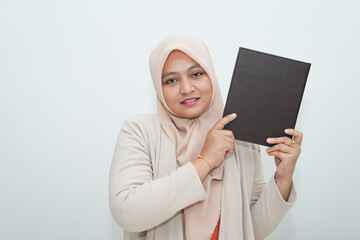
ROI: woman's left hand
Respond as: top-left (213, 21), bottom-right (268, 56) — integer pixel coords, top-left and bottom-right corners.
top-left (266, 129), bottom-right (303, 181)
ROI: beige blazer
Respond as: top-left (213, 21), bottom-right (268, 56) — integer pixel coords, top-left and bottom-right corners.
top-left (109, 115), bottom-right (297, 240)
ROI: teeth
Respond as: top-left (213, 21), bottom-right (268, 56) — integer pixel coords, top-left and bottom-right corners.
top-left (183, 98), bottom-right (197, 103)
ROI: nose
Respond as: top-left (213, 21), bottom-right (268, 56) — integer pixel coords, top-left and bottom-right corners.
top-left (180, 77), bottom-right (195, 94)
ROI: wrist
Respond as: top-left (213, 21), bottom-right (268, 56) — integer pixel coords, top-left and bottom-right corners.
top-left (275, 172), bottom-right (293, 183)
top-left (197, 155), bottom-right (213, 171)
top-left (191, 157), bottom-right (211, 182)
top-left (200, 151), bottom-right (217, 169)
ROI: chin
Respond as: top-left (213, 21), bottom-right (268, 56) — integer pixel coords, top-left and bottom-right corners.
top-left (176, 109), bottom-right (204, 119)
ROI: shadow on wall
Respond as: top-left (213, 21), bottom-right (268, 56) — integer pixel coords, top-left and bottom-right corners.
top-left (266, 212), bottom-right (295, 240)
top-left (110, 216), bottom-right (123, 240)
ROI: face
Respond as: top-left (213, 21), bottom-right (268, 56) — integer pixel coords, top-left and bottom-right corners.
top-left (161, 50), bottom-right (213, 119)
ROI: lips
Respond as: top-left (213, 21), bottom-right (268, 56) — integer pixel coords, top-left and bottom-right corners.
top-left (181, 97), bottom-right (200, 106)
top-left (181, 97), bottom-right (199, 104)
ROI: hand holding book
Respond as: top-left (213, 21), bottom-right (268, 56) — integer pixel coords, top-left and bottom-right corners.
top-left (266, 128), bottom-right (303, 201)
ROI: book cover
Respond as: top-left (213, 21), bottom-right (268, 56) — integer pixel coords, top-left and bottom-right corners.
top-left (223, 48), bottom-right (311, 147)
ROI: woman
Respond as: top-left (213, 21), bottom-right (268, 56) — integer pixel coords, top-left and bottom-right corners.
top-left (109, 35), bottom-right (302, 240)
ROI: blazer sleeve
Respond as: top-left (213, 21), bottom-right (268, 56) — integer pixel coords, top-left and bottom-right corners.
top-left (108, 119), bottom-right (207, 232)
top-left (250, 146), bottom-right (297, 240)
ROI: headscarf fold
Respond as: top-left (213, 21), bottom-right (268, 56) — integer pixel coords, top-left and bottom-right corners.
top-left (149, 35), bottom-right (224, 240)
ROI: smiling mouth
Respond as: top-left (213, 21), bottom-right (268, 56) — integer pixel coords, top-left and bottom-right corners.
top-left (181, 97), bottom-right (200, 106)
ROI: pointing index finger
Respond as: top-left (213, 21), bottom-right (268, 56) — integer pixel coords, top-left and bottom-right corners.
top-left (213, 113), bottom-right (237, 130)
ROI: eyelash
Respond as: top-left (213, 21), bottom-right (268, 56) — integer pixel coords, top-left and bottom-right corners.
top-left (166, 79), bottom-right (177, 84)
top-left (165, 71), bottom-right (203, 84)
top-left (192, 72), bottom-right (203, 78)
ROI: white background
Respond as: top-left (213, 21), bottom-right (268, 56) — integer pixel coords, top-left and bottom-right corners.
top-left (1, 0), bottom-right (359, 239)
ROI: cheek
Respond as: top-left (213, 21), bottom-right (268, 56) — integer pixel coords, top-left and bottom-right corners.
top-left (162, 86), bottom-right (177, 106)
top-left (199, 79), bottom-right (213, 100)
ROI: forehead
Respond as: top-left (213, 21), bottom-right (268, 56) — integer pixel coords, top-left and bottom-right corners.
top-left (162, 50), bottom-right (201, 72)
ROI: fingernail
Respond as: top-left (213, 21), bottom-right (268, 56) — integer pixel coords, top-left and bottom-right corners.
top-left (267, 138), bottom-right (272, 143)
top-left (285, 129), bottom-right (290, 133)
top-left (231, 113), bottom-right (237, 117)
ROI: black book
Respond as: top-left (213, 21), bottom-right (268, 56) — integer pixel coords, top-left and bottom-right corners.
top-left (223, 48), bottom-right (311, 147)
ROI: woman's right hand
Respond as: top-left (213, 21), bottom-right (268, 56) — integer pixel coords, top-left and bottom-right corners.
top-left (200, 113), bottom-right (237, 169)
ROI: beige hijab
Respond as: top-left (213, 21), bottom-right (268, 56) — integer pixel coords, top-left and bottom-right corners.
top-left (149, 35), bottom-right (224, 239)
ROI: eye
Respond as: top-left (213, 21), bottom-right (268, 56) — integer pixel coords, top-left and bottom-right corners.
top-left (192, 72), bottom-right (203, 78)
top-left (166, 78), bottom-right (177, 84)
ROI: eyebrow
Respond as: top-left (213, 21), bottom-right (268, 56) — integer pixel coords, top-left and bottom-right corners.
top-left (162, 63), bottom-right (202, 79)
